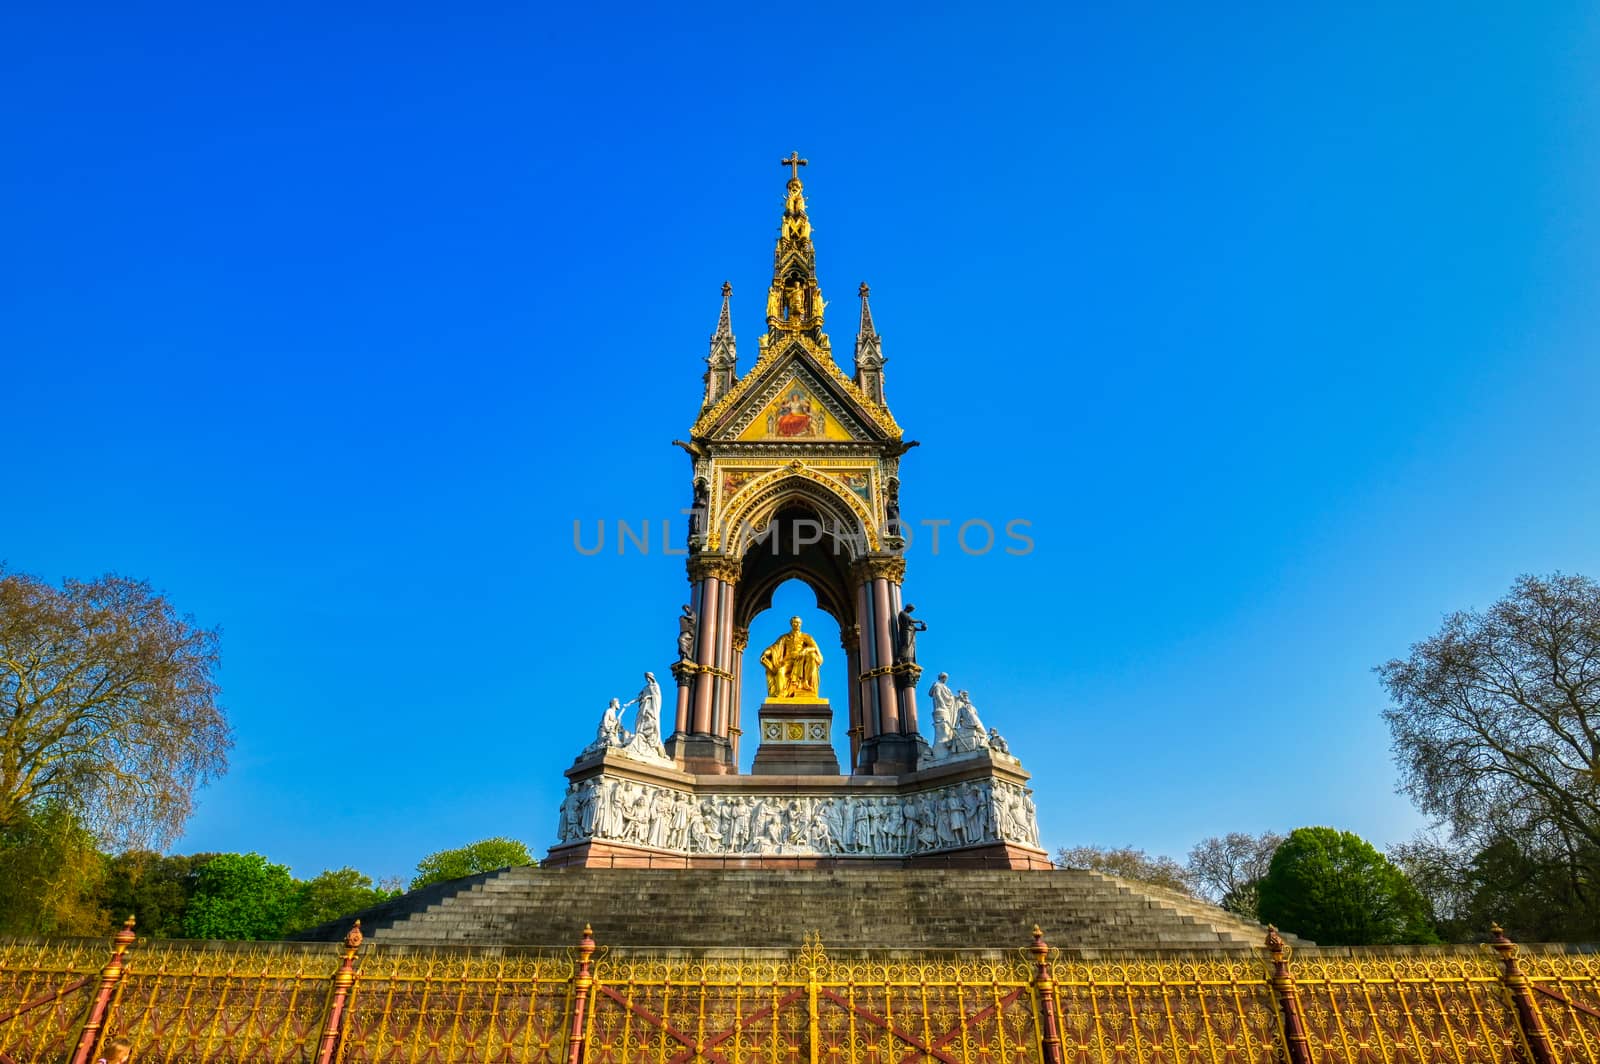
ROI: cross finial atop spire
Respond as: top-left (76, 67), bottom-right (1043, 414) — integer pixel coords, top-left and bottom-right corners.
top-left (780, 151), bottom-right (807, 181)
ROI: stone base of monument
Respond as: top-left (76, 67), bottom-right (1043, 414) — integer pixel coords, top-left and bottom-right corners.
top-left (856, 733), bottom-right (926, 777)
top-left (550, 746), bottom-right (1048, 869)
top-left (750, 698), bottom-right (839, 775)
top-left (543, 837), bottom-right (1051, 870)
top-left (665, 732), bottom-right (736, 775)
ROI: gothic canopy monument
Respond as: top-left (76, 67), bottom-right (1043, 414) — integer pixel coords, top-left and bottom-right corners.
top-left (550, 156), bottom-right (1048, 869)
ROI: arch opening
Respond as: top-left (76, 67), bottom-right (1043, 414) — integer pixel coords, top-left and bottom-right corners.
top-left (736, 578), bottom-right (855, 774)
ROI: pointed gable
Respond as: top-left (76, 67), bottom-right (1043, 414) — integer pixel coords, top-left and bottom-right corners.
top-left (695, 337), bottom-right (899, 443)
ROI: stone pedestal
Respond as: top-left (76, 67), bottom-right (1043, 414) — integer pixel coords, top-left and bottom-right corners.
top-left (857, 733), bottom-right (924, 776)
top-left (667, 732), bottom-right (735, 775)
top-left (751, 698), bottom-right (839, 775)
top-left (550, 748), bottom-right (1046, 868)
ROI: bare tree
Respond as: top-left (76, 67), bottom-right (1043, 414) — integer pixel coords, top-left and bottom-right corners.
top-left (0, 568), bottom-right (231, 849)
top-left (1056, 845), bottom-right (1192, 896)
top-left (1379, 573), bottom-right (1600, 915)
top-left (1185, 831), bottom-right (1284, 918)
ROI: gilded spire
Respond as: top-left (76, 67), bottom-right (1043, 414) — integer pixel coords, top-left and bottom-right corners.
top-left (853, 282), bottom-right (886, 404)
top-left (765, 153), bottom-right (826, 342)
top-left (702, 281), bottom-right (738, 407)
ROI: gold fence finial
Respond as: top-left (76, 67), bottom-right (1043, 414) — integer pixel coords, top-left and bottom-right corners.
top-left (1265, 924), bottom-right (1287, 960)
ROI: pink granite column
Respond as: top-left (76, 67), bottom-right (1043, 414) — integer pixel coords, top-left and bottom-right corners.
top-left (842, 625), bottom-right (862, 769)
top-left (711, 580), bottom-right (734, 734)
top-left (889, 581), bottom-right (920, 736)
top-left (872, 577), bottom-right (900, 735)
top-left (856, 580), bottom-right (879, 740)
top-left (730, 626), bottom-right (748, 764)
top-left (673, 674), bottom-right (692, 737)
top-left (673, 581), bottom-right (702, 736)
top-left (692, 576), bottom-right (720, 734)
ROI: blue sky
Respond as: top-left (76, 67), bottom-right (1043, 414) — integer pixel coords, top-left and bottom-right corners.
top-left (4, 3), bottom-right (1598, 882)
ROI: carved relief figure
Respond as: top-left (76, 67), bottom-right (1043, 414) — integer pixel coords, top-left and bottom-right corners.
top-left (759, 616), bottom-right (824, 698)
top-left (558, 784), bottom-right (582, 840)
top-left (556, 771), bottom-right (1036, 858)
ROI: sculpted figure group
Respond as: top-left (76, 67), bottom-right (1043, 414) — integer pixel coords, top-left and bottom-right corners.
top-left (557, 776), bottom-right (1040, 856)
top-left (924, 672), bottom-right (1015, 765)
top-left (581, 672), bottom-right (670, 766)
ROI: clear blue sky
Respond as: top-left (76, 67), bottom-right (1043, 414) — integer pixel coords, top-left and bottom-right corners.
top-left (4, 3), bottom-right (1598, 882)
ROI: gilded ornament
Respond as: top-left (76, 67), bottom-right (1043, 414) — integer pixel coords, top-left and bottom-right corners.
top-left (759, 616), bottom-right (825, 699)
top-left (851, 554), bottom-right (907, 584)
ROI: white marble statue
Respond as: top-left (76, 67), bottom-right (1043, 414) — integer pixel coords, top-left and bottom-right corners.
top-left (582, 698), bottom-right (630, 757)
top-left (928, 673), bottom-right (956, 753)
top-left (619, 672), bottom-right (671, 764)
top-left (951, 690), bottom-right (991, 754)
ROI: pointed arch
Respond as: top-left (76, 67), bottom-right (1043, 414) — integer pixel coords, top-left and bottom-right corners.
top-left (717, 466), bottom-right (879, 561)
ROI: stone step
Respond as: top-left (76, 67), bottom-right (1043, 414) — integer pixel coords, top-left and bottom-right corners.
top-left (294, 866), bottom-right (1305, 951)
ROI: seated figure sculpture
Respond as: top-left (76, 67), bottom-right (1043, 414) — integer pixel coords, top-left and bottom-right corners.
top-left (759, 616), bottom-right (824, 698)
top-left (951, 690), bottom-right (990, 754)
top-left (581, 698), bottom-right (630, 757)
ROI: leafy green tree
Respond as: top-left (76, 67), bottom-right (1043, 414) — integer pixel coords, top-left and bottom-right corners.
top-left (1258, 827), bottom-right (1437, 945)
top-left (1391, 832), bottom-right (1600, 943)
top-left (1055, 845), bottom-right (1193, 895)
top-left (100, 851), bottom-right (217, 939)
top-left (0, 801), bottom-right (107, 935)
top-left (0, 568), bottom-right (231, 850)
top-left (183, 853), bottom-right (298, 940)
top-left (285, 867), bottom-right (401, 935)
top-left (1380, 572), bottom-right (1600, 938)
top-left (411, 837), bottom-right (533, 890)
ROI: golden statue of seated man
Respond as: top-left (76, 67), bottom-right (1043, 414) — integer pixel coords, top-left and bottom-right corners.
top-left (760, 616), bottom-right (824, 699)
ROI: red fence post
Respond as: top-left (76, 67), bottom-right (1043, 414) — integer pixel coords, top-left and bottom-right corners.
top-left (314, 921), bottom-right (365, 1064)
top-left (1265, 927), bottom-right (1314, 1064)
top-left (67, 916), bottom-right (136, 1064)
top-left (1489, 923), bottom-right (1559, 1064)
top-left (567, 924), bottom-right (598, 1064)
top-left (1029, 926), bottom-right (1065, 1064)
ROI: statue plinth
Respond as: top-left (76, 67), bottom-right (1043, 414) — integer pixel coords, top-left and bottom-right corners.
top-left (751, 698), bottom-right (839, 776)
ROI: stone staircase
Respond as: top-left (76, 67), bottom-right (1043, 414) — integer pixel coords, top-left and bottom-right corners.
top-left (295, 867), bottom-right (1306, 951)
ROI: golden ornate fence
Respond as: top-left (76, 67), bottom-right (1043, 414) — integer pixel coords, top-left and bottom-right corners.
top-left (3, 921), bottom-right (1598, 1064)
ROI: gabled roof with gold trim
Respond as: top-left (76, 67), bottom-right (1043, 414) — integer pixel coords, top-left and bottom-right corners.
top-left (692, 332), bottom-right (901, 442)
top-left (691, 157), bottom-right (901, 442)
